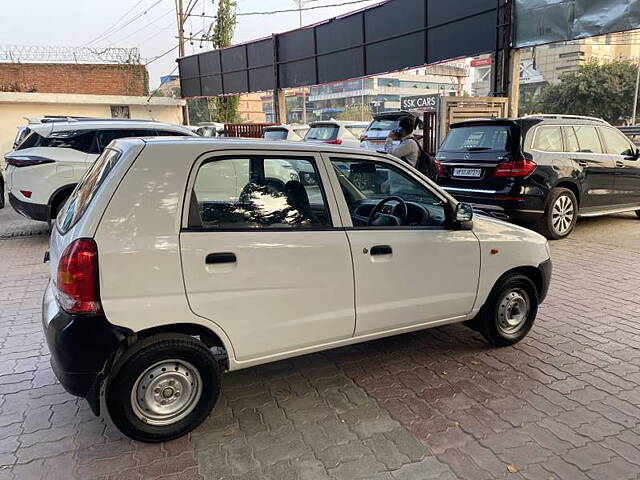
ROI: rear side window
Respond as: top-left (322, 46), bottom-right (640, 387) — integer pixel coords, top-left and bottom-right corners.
top-left (440, 125), bottom-right (510, 152)
top-left (532, 126), bottom-right (563, 152)
top-left (57, 149), bottom-right (122, 233)
top-left (599, 127), bottom-right (635, 156)
top-left (306, 125), bottom-right (339, 141)
top-left (95, 129), bottom-right (157, 153)
top-left (573, 126), bottom-right (602, 154)
top-left (189, 156), bottom-right (331, 229)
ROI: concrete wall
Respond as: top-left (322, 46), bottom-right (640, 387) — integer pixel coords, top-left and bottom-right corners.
top-left (0, 63), bottom-right (147, 96)
top-left (0, 92), bottom-right (184, 155)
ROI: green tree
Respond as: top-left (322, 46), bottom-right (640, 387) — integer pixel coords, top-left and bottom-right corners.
top-left (534, 60), bottom-right (639, 125)
top-left (208, 0), bottom-right (240, 123)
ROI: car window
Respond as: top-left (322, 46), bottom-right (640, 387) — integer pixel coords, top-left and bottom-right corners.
top-left (155, 129), bottom-right (190, 136)
top-left (330, 158), bottom-right (446, 228)
top-left (16, 130), bottom-right (97, 153)
top-left (264, 129), bottom-right (288, 140)
top-left (532, 126), bottom-right (563, 152)
top-left (440, 125), bottom-right (510, 152)
top-left (367, 118), bottom-right (399, 131)
top-left (305, 125), bottom-right (339, 141)
top-left (346, 126), bottom-right (366, 138)
top-left (599, 127), bottom-right (635, 156)
top-left (190, 156), bottom-right (331, 229)
top-left (573, 126), bottom-right (602, 154)
top-left (57, 148), bottom-right (122, 233)
top-left (95, 129), bottom-right (157, 153)
top-left (563, 127), bottom-right (580, 152)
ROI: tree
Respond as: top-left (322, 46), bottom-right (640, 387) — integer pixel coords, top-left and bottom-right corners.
top-left (208, 0), bottom-right (240, 123)
top-left (533, 60), bottom-right (639, 125)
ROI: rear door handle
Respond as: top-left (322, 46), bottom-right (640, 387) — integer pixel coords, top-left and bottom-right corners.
top-left (370, 245), bottom-right (392, 256)
top-left (575, 159), bottom-right (589, 167)
top-left (206, 252), bottom-right (237, 264)
top-left (615, 160), bottom-right (625, 168)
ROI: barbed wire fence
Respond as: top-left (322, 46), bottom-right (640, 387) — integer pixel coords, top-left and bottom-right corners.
top-left (0, 45), bottom-right (143, 64)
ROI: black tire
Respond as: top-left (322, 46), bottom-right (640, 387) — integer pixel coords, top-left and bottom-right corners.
top-left (477, 273), bottom-right (539, 347)
top-left (535, 187), bottom-right (578, 240)
top-left (105, 333), bottom-right (220, 443)
top-left (0, 179), bottom-right (4, 209)
top-left (635, 210), bottom-right (640, 219)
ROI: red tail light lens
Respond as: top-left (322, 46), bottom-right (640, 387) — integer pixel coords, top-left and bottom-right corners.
top-left (434, 159), bottom-right (447, 176)
top-left (5, 155), bottom-right (55, 167)
top-left (56, 238), bottom-right (102, 315)
top-left (324, 139), bottom-right (343, 145)
top-left (493, 159), bottom-right (537, 178)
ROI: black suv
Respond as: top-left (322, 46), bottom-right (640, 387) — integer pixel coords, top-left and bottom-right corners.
top-left (435, 115), bottom-right (640, 239)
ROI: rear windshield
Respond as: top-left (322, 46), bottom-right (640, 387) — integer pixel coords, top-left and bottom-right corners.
top-left (264, 129), bottom-right (288, 140)
top-left (56, 148), bottom-right (122, 234)
top-left (367, 118), bottom-right (400, 132)
top-left (346, 125), bottom-right (366, 137)
top-left (17, 130), bottom-right (97, 153)
top-left (306, 125), bottom-right (339, 141)
top-left (440, 125), bottom-right (511, 152)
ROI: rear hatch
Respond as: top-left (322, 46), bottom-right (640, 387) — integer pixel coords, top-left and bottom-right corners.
top-left (435, 120), bottom-right (525, 194)
top-left (304, 123), bottom-right (342, 145)
top-left (361, 115), bottom-right (401, 150)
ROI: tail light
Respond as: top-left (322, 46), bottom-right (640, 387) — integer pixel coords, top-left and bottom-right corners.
top-left (493, 158), bottom-right (537, 178)
top-left (56, 238), bottom-right (102, 315)
top-left (434, 159), bottom-right (447, 176)
top-left (5, 155), bottom-right (55, 167)
top-left (324, 139), bottom-right (343, 145)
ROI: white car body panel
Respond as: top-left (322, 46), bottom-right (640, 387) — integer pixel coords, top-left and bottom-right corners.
top-left (47, 138), bottom-right (551, 372)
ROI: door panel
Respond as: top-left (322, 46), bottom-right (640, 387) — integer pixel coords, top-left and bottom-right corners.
top-left (598, 126), bottom-right (640, 205)
top-left (565, 126), bottom-right (615, 208)
top-left (347, 230), bottom-right (480, 335)
top-left (180, 231), bottom-right (355, 360)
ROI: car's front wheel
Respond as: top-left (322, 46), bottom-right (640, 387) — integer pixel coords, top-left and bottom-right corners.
top-left (0, 180), bottom-right (4, 209)
top-left (536, 187), bottom-right (578, 240)
top-left (477, 272), bottom-right (539, 347)
top-left (105, 333), bottom-right (221, 443)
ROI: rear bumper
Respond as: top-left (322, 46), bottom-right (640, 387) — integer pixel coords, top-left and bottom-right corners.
top-left (440, 187), bottom-right (546, 223)
top-left (42, 281), bottom-right (130, 407)
top-left (9, 193), bottom-right (50, 222)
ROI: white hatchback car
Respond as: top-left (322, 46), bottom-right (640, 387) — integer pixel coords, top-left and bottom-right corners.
top-left (43, 138), bottom-right (552, 442)
top-left (5, 119), bottom-right (195, 223)
top-left (304, 120), bottom-right (369, 148)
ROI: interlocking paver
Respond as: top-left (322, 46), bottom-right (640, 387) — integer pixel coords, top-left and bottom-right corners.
top-left (1, 205), bottom-right (640, 479)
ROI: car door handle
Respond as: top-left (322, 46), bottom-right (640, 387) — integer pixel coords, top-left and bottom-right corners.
top-left (575, 159), bottom-right (589, 167)
top-left (615, 160), bottom-right (625, 168)
top-left (370, 245), bottom-right (392, 256)
top-left (206, 252), bottom-right (237, 264)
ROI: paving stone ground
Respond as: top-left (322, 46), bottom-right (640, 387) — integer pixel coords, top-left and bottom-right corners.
top-left (0, 202), bottom-right (639, 479)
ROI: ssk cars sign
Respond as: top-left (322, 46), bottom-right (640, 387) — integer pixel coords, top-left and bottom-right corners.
top-left (400, 94), bottom-right (440, 112)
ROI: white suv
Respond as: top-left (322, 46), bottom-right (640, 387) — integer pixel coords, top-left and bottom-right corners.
top-left (43, 138), bottom-right (552, 442)
top-left (5, 119), bottom-right (195, 223)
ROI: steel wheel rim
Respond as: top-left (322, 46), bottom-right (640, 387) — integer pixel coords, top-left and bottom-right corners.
top-left (551, 194), bottom-right (575, 235)
top-left (131, 359), bottom-right (202, 426)
top-left (497, 289), bottom-right (530, 335)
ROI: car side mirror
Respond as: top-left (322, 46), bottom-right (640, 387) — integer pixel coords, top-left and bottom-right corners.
top-left (455, 202), bottom-right (474, 223)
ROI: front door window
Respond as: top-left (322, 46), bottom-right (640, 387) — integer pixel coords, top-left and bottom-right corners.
top-left (331, 158), bottom-right (447, 227)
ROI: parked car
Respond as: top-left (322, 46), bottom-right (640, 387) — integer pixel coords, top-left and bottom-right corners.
top-left (43, 137), bottom-right (551, 442)
top-left (263, 124), bottom-right (310, 141)
top-left (360, 111), bottom-right (423, 151)
top-left (5, 119), bottom-right (195, 224)
top-left (435, 114), bottom-right (640, 239)
top-left (304, 120), bottom-right (368, 148)
top-left (195, 122), bottom-right (225, 137)
top-left (618, 125), bottom-right (640, 147)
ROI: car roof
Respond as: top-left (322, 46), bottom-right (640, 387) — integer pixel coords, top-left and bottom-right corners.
top-left (451, 116), bottom-right (609, 129)
top-left (27, 120), bottom-right (195, 137)
top-left (309, 120), bottom-right (369, 127)
top-left (115, 136), bottom-right (385, 156)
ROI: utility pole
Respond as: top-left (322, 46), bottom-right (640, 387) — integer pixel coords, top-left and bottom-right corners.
top-left (633, 59), bottom-right (640, 125)
top-left (176, 0), bottom-right (190, 125)
top-left (293, 0), bottom-right (307, 124)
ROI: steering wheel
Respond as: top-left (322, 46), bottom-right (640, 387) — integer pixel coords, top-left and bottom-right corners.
top-left (368, 196), bottom-right (408, 226)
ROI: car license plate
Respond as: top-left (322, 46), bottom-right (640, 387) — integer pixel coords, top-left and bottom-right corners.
top-left (453, 168), bottom-right (482, 178)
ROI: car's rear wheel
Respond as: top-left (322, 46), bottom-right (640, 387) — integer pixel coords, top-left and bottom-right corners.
top-left (536, 187), bottom-right (578, 240)
top-left (106, 333), bottom-right (220, 443)
top-left (477, 273), bottom-right (539, 347)
top-left (0, 179), bottom-right (4, 209)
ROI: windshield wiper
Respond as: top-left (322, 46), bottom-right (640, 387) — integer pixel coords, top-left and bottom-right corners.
top-left (464, 147), bottom-right (492, 151)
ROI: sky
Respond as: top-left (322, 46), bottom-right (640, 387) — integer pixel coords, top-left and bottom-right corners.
top-left (0, 0), bottom-right (382, 88)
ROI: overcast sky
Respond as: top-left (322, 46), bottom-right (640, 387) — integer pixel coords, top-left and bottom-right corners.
top-left (0, 0), bottom-right (381, 88)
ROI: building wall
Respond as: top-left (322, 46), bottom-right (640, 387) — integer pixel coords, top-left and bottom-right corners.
top-left (0, 92), bottom-right (184, 154)
top-left (238, 93), bottom-right (266, 123)
top-left (0, 63), bottom-right (147, 96)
